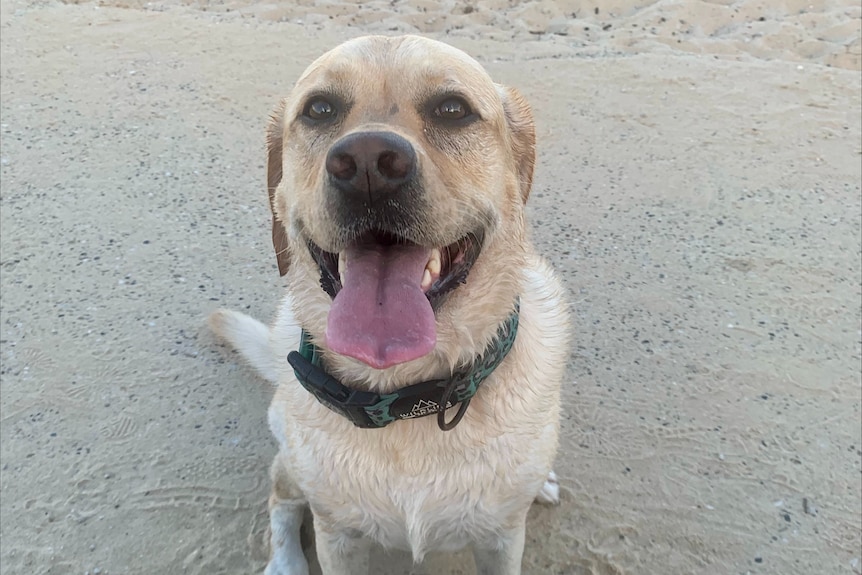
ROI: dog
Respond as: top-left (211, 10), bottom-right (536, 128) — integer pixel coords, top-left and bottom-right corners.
top-left (209, 35), bottom-right (570, 575)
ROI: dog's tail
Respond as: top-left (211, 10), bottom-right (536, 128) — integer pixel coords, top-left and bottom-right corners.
top-left (208, 309), bottom-right (279, 384)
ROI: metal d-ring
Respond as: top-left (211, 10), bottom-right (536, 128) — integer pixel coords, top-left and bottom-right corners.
top-left (437, 380), bottom-right (471, 431)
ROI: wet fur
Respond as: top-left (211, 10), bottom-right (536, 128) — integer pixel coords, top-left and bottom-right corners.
top-left (210, 35), bottom-right (570, 574)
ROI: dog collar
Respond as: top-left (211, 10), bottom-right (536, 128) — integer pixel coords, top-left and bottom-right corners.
top-left (287, 299), bottom-right (519, 431)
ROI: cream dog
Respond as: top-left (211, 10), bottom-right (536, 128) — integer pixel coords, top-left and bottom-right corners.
top-left (210, 35), bottom-right (570, 575)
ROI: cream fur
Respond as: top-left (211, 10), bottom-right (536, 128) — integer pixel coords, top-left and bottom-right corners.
top-left (210, 35), bottom-right (570, 574)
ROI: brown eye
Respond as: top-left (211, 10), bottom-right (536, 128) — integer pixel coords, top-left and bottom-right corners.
top-left (435, 97), bottom-right (471, 121)
top-left (305, 98), bottom-right (336, 121)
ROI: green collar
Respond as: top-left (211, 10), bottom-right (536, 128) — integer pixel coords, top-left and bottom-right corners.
top-left (287, 299), bottom-right (520, 431)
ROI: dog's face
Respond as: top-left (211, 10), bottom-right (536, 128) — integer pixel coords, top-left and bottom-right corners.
top-left (267, 35), bottom-right (535, 370)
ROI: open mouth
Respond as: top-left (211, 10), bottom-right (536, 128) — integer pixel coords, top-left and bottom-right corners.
top-left (306, 229), bottom-right (484, 369)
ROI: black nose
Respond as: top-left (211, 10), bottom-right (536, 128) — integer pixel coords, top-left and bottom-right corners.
top-left (325, 131), bottom-right (416, 205)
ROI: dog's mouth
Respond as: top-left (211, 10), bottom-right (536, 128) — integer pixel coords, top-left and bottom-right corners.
top-left (307, 229), bottom-right (484, 369)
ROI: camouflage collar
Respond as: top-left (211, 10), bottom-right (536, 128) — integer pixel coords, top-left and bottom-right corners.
top-left (287, 299), bottom-right (520, 431)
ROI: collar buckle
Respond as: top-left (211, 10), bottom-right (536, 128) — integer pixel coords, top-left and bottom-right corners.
top-left (287, 350), bottom-right (380, 428)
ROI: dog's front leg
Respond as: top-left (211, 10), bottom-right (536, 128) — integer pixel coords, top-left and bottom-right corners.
top-left (472, 516), bottom-right (528, 575)
top-left (265, 454), bottom-right (310, 575)
top-left (314, 524), bottom-right (368, 575)
top-left (265, 499), bottom-right (309, 575)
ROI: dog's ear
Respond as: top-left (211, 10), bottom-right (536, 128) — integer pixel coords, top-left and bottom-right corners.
top-left (267, 99), bottom-right (290, 276)
top-left (498, 86), bottom-right (536, 203)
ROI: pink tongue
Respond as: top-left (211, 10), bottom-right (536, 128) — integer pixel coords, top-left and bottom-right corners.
top-left (326, 243), bottom-right (435, 369)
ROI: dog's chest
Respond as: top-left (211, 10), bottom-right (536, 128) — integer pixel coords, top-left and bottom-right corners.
top-left (285, 417), bottom-right (541, 554)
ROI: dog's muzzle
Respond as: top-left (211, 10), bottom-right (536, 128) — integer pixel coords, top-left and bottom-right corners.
top-left (309, 130), bottom-right (486, 370)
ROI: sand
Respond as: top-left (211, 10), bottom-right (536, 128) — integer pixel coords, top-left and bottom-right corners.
top-left (0, 0), bottom-right (860, 573)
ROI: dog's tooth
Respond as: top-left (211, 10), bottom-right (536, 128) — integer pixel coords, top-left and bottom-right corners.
top-left (421, 269), bottom-right (433, 292)
top-left (427, 248), bottom-right (441, 276)
top-left (338, 252), bottom-right (347, 283)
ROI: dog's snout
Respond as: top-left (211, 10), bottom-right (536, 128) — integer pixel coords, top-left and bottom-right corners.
top-left (326, 132), bottom-right (416, 204)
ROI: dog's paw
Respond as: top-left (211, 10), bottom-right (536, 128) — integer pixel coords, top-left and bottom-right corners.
top-left (534, 470), bottom-right (560, 505)
top-left (263, 540), bottom-right (310, 575)
top-left (264, 559), bottom-right (309, 575)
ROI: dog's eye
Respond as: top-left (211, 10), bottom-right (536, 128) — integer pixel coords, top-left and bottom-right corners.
top-left (434, 97), bottom-right (472, 122)
top-left (304, 98), bottom-right (336, 121)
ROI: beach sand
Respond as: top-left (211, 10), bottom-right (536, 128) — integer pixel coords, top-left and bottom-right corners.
top-left (1, 0), bottom-right (860, 573)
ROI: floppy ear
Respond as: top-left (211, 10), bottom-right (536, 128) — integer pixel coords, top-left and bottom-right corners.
top-left (267, 99), bottom-right (290, 276)
top-left (498, 85), bottom-right (536, 203)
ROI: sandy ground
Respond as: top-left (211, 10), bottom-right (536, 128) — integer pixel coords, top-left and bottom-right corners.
top-left (1, 0), bottom-right (860, 573)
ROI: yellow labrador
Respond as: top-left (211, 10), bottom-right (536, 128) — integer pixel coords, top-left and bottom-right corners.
top-left (210, 35), bottom-right (570, 575)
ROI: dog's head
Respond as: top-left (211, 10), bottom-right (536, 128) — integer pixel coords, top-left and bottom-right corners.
top-left (267, 35), bottom-right (535, 372)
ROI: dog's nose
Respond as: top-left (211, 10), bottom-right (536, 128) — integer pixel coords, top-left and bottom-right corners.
top-left (325, 132), bottom-right (416, 204)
